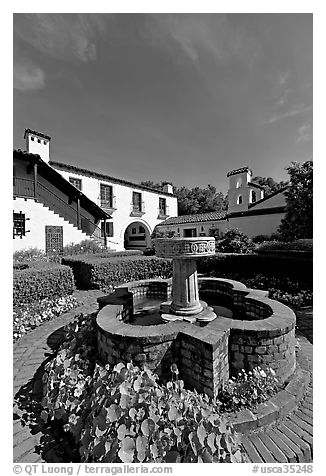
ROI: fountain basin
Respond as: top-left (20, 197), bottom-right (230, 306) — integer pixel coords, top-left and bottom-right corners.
top-left (96, 277), bottom-right (296, 398)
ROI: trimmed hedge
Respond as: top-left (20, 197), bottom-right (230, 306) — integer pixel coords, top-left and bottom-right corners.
top-left (256, 239), bottom-right (313, 253)
top-left (197, 253), bottom-right (312, 285)
top-left (62, 255), bottom-right (172, 289)
top-left (13, 264), bottom-right (75, 307)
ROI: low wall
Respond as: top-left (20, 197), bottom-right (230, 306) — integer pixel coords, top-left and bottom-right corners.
top-left (96, 277), bottom-right (296, 398)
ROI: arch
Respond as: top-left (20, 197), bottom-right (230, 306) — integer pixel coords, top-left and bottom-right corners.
top-left (237, 195), bottom-right (243, 205)
top-left (236, 178), bottom-right (242, 188)
top-left (122, 220), bottom-right (152, 250)
top-left (250, 189), bottom-right (257, 203)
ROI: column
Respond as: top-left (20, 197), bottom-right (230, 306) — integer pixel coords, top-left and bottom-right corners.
top-left (170, 258), bottom-right (202, 315)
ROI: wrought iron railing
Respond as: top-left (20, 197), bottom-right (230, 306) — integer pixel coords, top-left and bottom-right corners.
top-left (130, 201), bottom-right (145, 214)
top-left (158, 205), bottom-right (169, 218)
top-left (99, 195), bottom-right (117, 210)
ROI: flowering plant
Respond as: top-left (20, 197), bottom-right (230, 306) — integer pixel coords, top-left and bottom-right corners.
top-left (13, 295), bottom-right (80, 341)
top-left (217, 367), bottom-right (279, 413)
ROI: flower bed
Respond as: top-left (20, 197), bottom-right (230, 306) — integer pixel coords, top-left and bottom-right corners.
top-left (13, 295), bottom-right (80, 342)
top-left (41, 314), bottom-right (244, 463)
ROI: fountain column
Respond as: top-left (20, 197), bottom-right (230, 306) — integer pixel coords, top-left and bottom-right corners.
top-left (170, 258), bottom-right (202, 315)
top-left (154, 237), bottom-right (217, 323)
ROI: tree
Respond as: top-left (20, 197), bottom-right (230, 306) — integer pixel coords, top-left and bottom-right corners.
top-left (141, 181), bottom-right (228, 216)
top-left (252, 176), bottom-right (288, 195)
top-left (278, 161), bottom-right (313, 241)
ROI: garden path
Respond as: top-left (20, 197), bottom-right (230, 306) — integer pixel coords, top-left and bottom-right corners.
top-left (13, 290), bottom-right (313, 463)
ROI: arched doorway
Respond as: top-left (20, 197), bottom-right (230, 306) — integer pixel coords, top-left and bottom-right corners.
top-left (124, 221), bottom-right (151, 250)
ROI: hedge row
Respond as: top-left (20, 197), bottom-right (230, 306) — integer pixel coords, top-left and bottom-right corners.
top-left (13, 264), bottom-right (76, 307)
top-left (62, 255), bottom-right (173, 289)
top-left (197, 253), bottom-right (312, 285)
top-left (62, 251), bottom-right (312, 290)
top-left (256, 239), bottom-right (313, 253)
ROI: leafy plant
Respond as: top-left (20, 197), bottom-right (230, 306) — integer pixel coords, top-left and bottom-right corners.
top-left (215, 229), bottom-right (255, 254)
top-left (41, 314), bottom-right (244, 463)
top-left (218, 367), bottom-right (279, 413)
top-left (80, 363), bottom-right (243, 463)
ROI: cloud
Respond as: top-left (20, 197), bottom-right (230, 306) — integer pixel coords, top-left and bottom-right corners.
top-left (14, 62), bottom-right (45, 91)
top-left (143, 14), bottom-right (262, 67)
top-left (297, 122), bottom-right (313, 143)
top-left (264, 103), bottom-right (311, 124)
top-left (14, 13), bottom-right (108, 62)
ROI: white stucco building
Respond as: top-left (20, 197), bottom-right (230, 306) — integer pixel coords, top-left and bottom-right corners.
top-left (157, 166), bottom-right (287, 239)
top-left (13, 129), bottom-right (178, 252)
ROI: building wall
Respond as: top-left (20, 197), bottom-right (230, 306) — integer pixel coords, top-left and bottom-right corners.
top-left (227, 213), bottom-right (285, 237)
top-left (13, 197), bottom-right (90, 252)
top-left (158, 220), bottom-right (228, 238)
top-left (53, 168), bottom-right (178, 250)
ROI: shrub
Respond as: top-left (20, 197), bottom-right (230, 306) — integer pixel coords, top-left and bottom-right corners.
top-left (62, 255), bottom-right (172, 290)
top-left (13, 295), bottom-right (80, 342)
top-left (63, 240), bottom-right (105, 255)
top-left (13, 247), bottom-right (47, 263)
top-left (41, 314), bottom-right (244, 463)
top-left (215, 229), bottom-right (255, 254)
top-left (13, 264), bottom-right (75, 307)
top-left (252, 235), bottom-right (273, 244)
top-left (197, 253), bottom-right (312, 286)
top-left (256, 239), bottom-right (313, 253)
top-left (217, 367), bottom-right (280, 413)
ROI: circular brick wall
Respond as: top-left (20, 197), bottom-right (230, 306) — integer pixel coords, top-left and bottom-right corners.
top-left (96, 277), bottom-right (296, 396)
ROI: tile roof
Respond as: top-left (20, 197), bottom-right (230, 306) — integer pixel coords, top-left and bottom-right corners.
top-left (248, 186), bottom-right (288, 209)
top-left (227, 166), bottom-right (252, 177)
top-left (24, 129), bottom-right (51, 141)
top-left (49, 161), bottom-right (175, 197)
top-left (157, 211), bottom-right (227, 226)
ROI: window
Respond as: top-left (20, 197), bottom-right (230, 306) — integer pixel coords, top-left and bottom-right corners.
top-left (31, 136), bottom-right (34, 141)
top-left (159, 197), bottom-right (167, 215)
top-left (100, 184), bottom-right (113, 208)
top-left (139, 226), bottom-right (145, 234)
top-left (236, 178), bottom-right (242, 188)
top-left (13, 212), bottom-right (27, 238)
top-left (69, 177), bottom-right (82, 191)
top-left (237, 195), bottom-right (242, 205)
top-left (101, 221), bottom-right (114, 238)
top-left (251, 190), bottom-right (257, 203)
top-left (132, 228), bottom-right (137, 234)
top-left (132, 192), bottom-right (142, 212)
top-left (37, 139), bottom-right (41, 143)
top-left (184, 228), bottom-right (197, 238)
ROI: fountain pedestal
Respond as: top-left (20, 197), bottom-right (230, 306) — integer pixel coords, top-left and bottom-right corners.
top-left (154, 237), bottom-right (217, 323)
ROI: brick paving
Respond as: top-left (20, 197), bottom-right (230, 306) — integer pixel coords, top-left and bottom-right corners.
top-left (13, 294), bottom-right (313, 463)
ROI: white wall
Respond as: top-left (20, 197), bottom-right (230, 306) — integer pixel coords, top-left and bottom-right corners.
top-left (227, 213), bottom-right (285, 237)
top-left (13, 197), bottom-right (91, 252)
top-left (158, 220), bottom-right (228, 238)
top-left (53, 168), bottom-right (178, 250)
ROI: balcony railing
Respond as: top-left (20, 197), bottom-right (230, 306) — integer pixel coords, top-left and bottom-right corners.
top-left (130, 201), bottom-right (145, 216)
top-left (158, 205), bottom-right (169, 219)
top-left (99, 195), bottom-right (117, 210)
top-left (13, 177), bottom-right (35, 198)
top-left (14, 177), bottom-right (105, 246)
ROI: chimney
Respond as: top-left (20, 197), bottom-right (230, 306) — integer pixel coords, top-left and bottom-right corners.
top-left (24, 129), bottom-right (51, 163)
top-left (162, 183), bottom-right (173, 194)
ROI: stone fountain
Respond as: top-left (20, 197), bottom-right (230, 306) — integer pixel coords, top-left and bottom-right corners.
top-left (96, 236), bottom-right (297, 398)
top-left (154, 237), bottom-right (217, 323)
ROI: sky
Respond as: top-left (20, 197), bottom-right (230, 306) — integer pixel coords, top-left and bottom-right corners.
top-left (13, 13), bottom-right (312, 193)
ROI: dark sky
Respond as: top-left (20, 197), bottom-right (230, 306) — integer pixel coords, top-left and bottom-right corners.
top-left (13, 13), bottom-right (312, 193)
